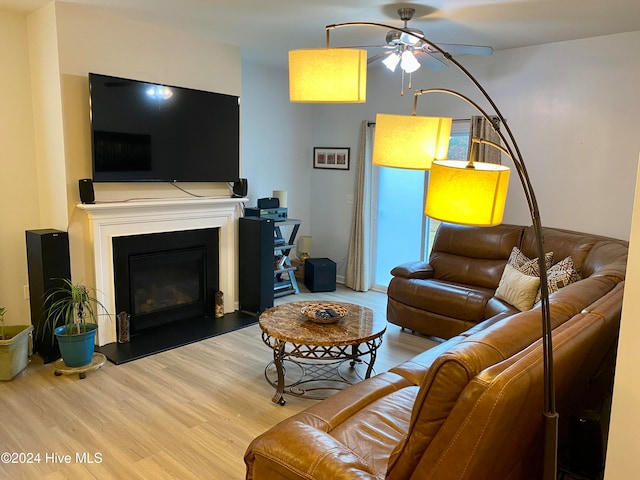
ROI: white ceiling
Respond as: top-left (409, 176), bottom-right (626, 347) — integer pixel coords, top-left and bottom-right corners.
top-left (3, 0), bottom-right (640, 66)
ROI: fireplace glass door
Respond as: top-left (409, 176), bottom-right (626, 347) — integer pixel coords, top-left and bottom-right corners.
top-left (112, 228), bottom-right (219, 337)
top-left (130, 247), bottom-right (206, 331)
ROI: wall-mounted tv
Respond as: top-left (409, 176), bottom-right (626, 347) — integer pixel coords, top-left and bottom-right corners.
top-left (89, 73), bottom-right (240, 183)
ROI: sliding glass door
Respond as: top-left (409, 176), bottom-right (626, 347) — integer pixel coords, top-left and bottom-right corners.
top-left (372, 120), bottom-right (470, 290)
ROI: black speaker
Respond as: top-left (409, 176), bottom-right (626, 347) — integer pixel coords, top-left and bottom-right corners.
top-left (232, 178), bottom-right (248, 198)
top-left (304, 258), bottom-right (337, 292)
top-left (79, 178), bottom-right (95, 204)
top-left (25, 229), bottom-right (71, 363)
top-left (257, 197), bottom-right (279, 209)
top-left (239, 217), bottom-right (274, 314)
top-left (565, 410), bottom-right (605, 478)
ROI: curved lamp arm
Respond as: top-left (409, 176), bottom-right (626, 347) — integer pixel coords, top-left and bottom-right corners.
top-left (326, 22), bottom-right (557, 480)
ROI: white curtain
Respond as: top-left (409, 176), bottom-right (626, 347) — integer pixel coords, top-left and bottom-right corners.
top-left (468, 115), bottom-right (502, 164)
top-left (345, 121), bottom-right (375, 292)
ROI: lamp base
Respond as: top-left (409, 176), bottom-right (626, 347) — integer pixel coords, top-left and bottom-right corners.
top-left (298, 252), bottom-right (310, 262)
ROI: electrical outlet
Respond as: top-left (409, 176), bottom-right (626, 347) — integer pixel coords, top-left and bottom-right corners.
top-left (23, 285), bottom-right (30, 300)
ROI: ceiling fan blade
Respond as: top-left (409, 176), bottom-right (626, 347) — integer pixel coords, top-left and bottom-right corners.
top-left (368, 51), bottom-right (392, 64)
top-left (426, 43), bottom-right (493, 56)
top-left (346, 45), bottom-right (392, 49)
top-left (414, 51), bottom-right (449, 71)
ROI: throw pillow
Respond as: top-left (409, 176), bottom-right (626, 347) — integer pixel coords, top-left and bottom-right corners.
top-left (535, 256), bottom-right (582, 303)
top-left (495, 263), bottom-right (541, 311)
top-left (507, 246), bottom-right (553, 276)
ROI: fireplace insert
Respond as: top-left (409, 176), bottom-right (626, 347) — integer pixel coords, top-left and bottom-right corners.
top-left (112, 228), bottom-right (219, 336)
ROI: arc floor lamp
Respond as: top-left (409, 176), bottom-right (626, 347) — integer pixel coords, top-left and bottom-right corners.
top-left (288, 21), bottom-right (557, 480)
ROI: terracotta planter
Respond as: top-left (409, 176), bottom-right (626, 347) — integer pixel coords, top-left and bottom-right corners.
top-left (0, 325), bottom-right (33, 380)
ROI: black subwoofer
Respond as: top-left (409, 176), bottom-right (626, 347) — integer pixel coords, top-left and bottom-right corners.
top-left (304, 258), bottom-right (337, 292)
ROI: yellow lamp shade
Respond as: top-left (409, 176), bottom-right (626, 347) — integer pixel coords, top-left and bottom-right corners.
top-left (426, 160), bottom-right (511, 226)
top-left (372, 114), bottom-right (452, 169)
top-left (289, 48), bottom-right (367, 103)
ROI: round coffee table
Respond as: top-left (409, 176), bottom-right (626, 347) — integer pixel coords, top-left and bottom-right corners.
top-left (259, 301), bottom-right (386, 405)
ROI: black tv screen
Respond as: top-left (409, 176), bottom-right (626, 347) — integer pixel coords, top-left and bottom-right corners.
top-left (89, 73), bottom-right (240, 183)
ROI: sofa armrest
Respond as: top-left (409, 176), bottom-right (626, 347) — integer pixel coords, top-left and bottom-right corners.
top-left (390, 261), bottom-right (434, 280)
top-left (245, 420), bottom-right (380, 479)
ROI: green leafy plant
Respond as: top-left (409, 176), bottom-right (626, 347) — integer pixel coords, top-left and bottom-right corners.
top-left (43, 279), bottom-right (109, 340)
top-left (0, 306), bottom-right (6, 340)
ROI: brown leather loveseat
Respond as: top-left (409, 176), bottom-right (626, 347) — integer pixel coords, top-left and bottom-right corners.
top-left (244, 223), bottom-right (627, 479)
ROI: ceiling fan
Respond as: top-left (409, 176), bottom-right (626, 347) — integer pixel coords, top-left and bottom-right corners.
top-left (367, 7), bottom-right (493, 93)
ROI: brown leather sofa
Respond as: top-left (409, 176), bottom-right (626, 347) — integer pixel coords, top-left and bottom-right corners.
top-left (244, 224), bottom-right (627, 479)
top-left (387, 223), bottom-right (628, 339)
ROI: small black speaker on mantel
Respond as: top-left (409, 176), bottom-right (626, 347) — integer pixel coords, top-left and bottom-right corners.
top-left (232, 178), bottom-right (248, 198)
top-left (78, 178), bottom-right (95, 204)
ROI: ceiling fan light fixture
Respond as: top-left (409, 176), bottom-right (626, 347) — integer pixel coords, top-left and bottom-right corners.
top-left (400, 50), bottom-right (421, 73)
top-left (382, 52), bottom-right (400, 72)
top-left (400, 28), bottom-right (424, 46)
top-left (386, 30), bottom-right (401, 46)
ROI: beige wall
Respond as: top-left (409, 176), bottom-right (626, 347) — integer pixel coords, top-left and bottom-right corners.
top-left (54, 2), bottom-right (241, 212)
top-left (27, 2), bottom-right (68, 231)
top-left (605, 155), bottom-right (640, 477)
top-left (0, 10), bottom-right (40, 325)
top-left (0, 2), bottom-right (241, 325)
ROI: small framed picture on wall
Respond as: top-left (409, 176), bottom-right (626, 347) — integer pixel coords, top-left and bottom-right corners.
top-left (313, 147), bottom-right (350, 170)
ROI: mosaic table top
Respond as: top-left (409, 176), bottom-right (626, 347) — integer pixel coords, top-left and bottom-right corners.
top-left (258, 301), bottom-right (387, 347)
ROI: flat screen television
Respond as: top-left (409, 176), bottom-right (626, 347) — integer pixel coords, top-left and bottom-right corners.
top-left (89, 72), bottom-right (240, 183)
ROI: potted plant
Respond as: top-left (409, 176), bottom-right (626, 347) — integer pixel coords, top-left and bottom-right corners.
top-left (44, 280), bottom-right (108, 368)
top-left (0, 306), bottom-right (34, 380)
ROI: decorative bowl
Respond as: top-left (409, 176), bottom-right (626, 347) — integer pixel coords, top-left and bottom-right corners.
top-left (300, 302), bottom-right (347, 324)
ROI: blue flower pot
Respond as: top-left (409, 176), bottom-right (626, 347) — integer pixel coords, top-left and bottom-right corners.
top-left (54, 323), bottom-right (98, 367)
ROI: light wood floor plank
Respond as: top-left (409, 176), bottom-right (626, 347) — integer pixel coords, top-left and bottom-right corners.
top-left (0, 286), bottom-right (437, 479)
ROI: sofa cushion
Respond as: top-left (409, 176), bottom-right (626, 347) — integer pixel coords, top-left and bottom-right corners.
top-left (386, 297), bottom-right (480, 340)
top-left (385, 297), bottom-right (561, 480)
top-left (388, 278), bottom-right (494, 322)
top-left (429, 223), bottom-right (525, 289)
top-left (495, 264), bottom-right (541, 311)
top-left (245, 372), bottom-right (415, 479)
top-left (403, 292), bottom-right (622, 480)
top-left (520, 226), bottom-right (594, 273)
top-left (581, 240), bottom-right (628, 280)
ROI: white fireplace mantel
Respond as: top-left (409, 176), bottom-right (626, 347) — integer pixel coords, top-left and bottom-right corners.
top-left (70, 197), bottom-right (247, 346)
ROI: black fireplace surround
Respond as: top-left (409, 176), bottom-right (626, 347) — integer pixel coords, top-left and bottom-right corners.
top-left (112, 228), bottom-right (219, 335)
top-left (98, 228), bottom-right (257, 364)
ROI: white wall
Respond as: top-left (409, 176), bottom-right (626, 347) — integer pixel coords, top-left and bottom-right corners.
top-left (309, 103), bottom-right (367, 278)
top-left (487, 33), bottom-right (639, 238)
top-left (309, 30), bottom-right (640, 261)
top-left (240, 62), bottom-right (313, 233)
